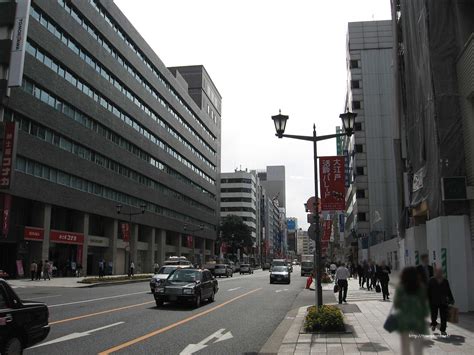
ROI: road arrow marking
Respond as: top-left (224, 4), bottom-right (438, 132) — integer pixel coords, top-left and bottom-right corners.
top-left (180, 328), bottom-right (233, 354)
top-left (227, 287), bottom-right (241, 291)
top-left (30, 322), bottom-right (124, 348)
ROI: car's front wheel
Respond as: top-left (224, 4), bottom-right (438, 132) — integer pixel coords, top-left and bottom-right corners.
top-left (2, 337), bottom-right (23, 355)
top-left (194, 293), bottom-right (202, 308)
top-left (209, 289), bottom-right (215, 302)
top-left (155, 299), bottom-right (163, 307)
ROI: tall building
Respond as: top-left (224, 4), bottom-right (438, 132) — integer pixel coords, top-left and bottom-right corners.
top-left (258, 165), bottom-right (286, 208)
top-left (392, 0), bottom-right (474, 311)
top-left (0, 0), bottom-right (221, 276)
top-left (296, 230), bottom-right (314, 256)
top-left (220, 169), bottom-right (258, 243)
top-left (286, 217), bottom-right (297, 257)
top-left (343, 21), bottom-right (399, 265)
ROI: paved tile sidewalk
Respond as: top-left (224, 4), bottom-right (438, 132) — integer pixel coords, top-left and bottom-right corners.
top-left (7, 277), bottom-right (89, 288)
top-left (278, 277), bottom-right (474, 354)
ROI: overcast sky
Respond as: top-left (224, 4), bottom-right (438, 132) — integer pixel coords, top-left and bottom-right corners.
top-left (115, 0), bottom-right (391, 230)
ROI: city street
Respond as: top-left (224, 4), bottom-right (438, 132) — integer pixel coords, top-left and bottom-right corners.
top-left (15, 266), bottom-right (324, 355)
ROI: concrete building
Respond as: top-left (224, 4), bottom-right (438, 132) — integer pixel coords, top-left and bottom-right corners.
top-left (220, 169), bottom-right (258, 243)
top-left (342, 20), bottom-right (399, 266)
top-left (392, 0), bottom-right (474, 312)
top-left (0, 0), bottom-right (221, 277)
top-left (258, 165), bottom-right (286, 208)
top-left (296, 230), bottom-right (314, 257)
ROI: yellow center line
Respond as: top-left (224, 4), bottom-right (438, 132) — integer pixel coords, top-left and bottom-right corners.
top-left (98, 288), bottom-right (262, 355)
top-left (50, 301), bottom-right (155, 325)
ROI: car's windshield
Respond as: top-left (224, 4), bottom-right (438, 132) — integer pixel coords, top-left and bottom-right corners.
top-left (168, 269), bottom-right (200, 282)
top-left (302, 262), bottom-right (313, 268)
top-left (157, 266), bottom-right (177, 274)
top-left (272, 266), bottom-right (288, 272)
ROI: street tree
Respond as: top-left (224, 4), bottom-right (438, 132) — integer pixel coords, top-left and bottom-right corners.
top-left (219, 215), bottom-right (253, 255)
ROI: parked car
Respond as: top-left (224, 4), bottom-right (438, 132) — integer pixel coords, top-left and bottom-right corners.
top-left (154, 269), bottom-right (218, 308)
top-left (149, 265), bottom-right (190, 292)
top-left (262, 262), bottom-right (271, 270)
top-left (240, 264), bottom-right (253, 274)
top-left (270, 266), bottom-right (291, 284)
top-left (301, 261), bottom-right (314, 276)
top-left (0, 279), bottom-right (50, 354)
top-left (213, 264), bottom-right (233, 278)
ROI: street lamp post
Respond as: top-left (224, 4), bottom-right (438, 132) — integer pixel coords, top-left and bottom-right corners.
top-left (184, 224), bottom-right (204, 265)
top-left (271, 110), bottom-right (356, 307)
top-left (116, 204), bottom-right (146, 275)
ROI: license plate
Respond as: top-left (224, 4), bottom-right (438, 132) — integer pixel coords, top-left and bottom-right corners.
top-left (169, 295), bottom-right (177, 301)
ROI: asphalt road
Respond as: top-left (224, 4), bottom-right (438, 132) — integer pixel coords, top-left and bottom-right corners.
top-left (14, 266), bottom-right (335, 355)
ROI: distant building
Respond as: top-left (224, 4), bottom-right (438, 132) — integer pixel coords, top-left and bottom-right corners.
top-left (296, 230), bottom-right (314, 256)
top-left (286, 217), bottom-right (298, 255)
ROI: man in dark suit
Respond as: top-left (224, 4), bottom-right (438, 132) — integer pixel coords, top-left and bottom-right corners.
top-left (416, 253), bottom-right (434, 285)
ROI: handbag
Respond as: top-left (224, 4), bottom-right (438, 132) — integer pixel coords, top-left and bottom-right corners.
top-left (375, 283), bottom-right (381, 293)
top-left (333, 282), bottom-right (340, 293)
top-left (383, 305), bottom-right (398, 333)
top-left (447, 305), bottom-right (459, 323)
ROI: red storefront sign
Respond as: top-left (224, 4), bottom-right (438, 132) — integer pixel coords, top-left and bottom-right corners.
top-left (186, 235), bottom-right (193, 249)
top-left (2, 194), bottom-right (11, 238)
top-left (50, 230), bottom-right (84, 245)
top-left (24, 226), bottom-right (44, 241)
top-left (319, 156), bottom-right (345, 211)
top-left (121, 223), bottom-right (130, 242)
top-left (76, 245), bottom-right (83, 264)
top-left (322, 220), bottom-right (332, 241)
top-left (0, 122), bottom-right (17, 189)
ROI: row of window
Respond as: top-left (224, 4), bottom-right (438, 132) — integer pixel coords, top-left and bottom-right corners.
top-left (221, 188), bottom-right (252, 193)
top-left (20, 78), bottom-right (216, 199)
top-left (16, 156), bottom-right (215, 230)
top-left (220, 207), bottom-right (257, 213)
top-left (6, 110), bottom-right (215, 215)
top-left (220, 178), bottom-right (254, 184)
top-left (85, 0), bottom-right (216, 135)
top-left (25, 35), bottom-right (215, 182)
top-left (220, 197), bottom-right (254, 203)
top-left (53, 1), bottom-right (216, 144)
top-left (27, 13), bottom-right (216, 163)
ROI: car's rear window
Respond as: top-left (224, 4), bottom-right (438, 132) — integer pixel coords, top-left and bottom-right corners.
top-left (169, 269), bottom-right (201, 282)
top-left (215, 265), bottom-right (225, 269)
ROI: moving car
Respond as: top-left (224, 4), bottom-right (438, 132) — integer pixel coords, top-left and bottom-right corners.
top-left (271, 259), bottom-right (287, 268)
top-left (213, 264), bottom-right (233, 278)
top-left (154, 269), bottom-right (218, 308)
top-left (240, 264), bottom-right (253, 274)
top-left (0, 279), bottom-right (50, 354)
top-left (301, 261), bottom-right (314, 276)
top-left (262, 262), bottom-right (271, 270)
top-left (270, 266), bottom-right (291, 284)
top-left (164, 256), bottom-right (192, 266)
top-left (149, 265), bottom-right (190, 292)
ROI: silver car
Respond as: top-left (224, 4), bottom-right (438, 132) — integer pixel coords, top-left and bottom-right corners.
top-left (270, 266), bottom-right (291, 284)
top-left (214, 264), bottom-right (233, 278)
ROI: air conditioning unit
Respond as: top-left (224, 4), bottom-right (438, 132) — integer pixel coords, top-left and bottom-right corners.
top-left (441, 177), bottom-right (467, 201)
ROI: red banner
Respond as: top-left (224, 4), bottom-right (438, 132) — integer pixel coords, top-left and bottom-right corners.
top-left (24, 226), bottom-right (44, 241)
top-left (76, 245), bottom-right (83, 263)
top-left (319, 156), bottom-right (345, 211)
top-left (186, 235), bottom-right (193, 248)
top-left (50, 230), bottom-right (84, 245)
top-left (121, 223), bottom-right (130, 242)
top-left (0, 122), bottom-right (17, 189)
top-left (322, 220), bottom-right (332, 241)
top-left (321, 241), bottom-right (329, 249)
top-left (2, 194), bottom-right (11, 238)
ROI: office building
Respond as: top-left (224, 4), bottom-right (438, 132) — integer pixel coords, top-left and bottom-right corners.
top-left (296, 230), bottom-right (314, 256)
top-left (342, 20), bottom-right (399, 265)
top-left (0, 0), bottom-right (221, 276)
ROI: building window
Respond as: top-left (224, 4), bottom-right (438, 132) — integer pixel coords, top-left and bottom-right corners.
top-left (356, 166), bottom-right (364, 176)
top-left (352, 101), bottom-right (361, 110)
top-left (350, 60), bottom-right (359, 69)
top-left (356, 189), bottom-right (365, 198)
top-left (355, 144), bottom-right (363, 153)
top-left (357, 212), bottom-right (367, 221)
top-left (354, 122), bottom-right (362, 131)
top-left (350, 80), bottom-right (360, 89)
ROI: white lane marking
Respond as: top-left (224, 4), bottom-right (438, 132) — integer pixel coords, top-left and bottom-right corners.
top-left (227, 287), bottom-right (241, 292)
top-left (29, 322), bottom-right (124, 348)
top-left (25, 294), bottom-right (62, 300)
top-left (48, 291), bottom-right (146, 308)
top-left (180, 328), bottom-right (233, 355)
top-left (275, 289), bottom-right (289, 293)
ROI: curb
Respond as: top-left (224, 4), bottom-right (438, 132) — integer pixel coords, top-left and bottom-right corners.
top-left (78, 278), bottom-right (149, 288)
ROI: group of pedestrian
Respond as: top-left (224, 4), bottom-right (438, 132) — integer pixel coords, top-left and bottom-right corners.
top-left (389, 254), bottom-right (455, 354)
top-left (29, 260), bottom-right (53, 281)
top-left (354, 260), bottom-right (391, 301)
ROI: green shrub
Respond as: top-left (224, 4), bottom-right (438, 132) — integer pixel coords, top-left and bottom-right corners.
top-left (79, 274), bottom-right (152, 284)
top-left (304, 305), bottom-right (344, 332)
top-left (321, 273), bottom-right (332, 283)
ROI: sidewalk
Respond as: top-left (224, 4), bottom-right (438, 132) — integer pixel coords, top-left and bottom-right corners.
top-left (276, 277), bottom-right (474, 354)
top-left (7, 274), bottom-right (150, 288)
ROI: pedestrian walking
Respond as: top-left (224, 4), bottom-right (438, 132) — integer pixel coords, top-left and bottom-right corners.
top-left (47, 261), bottom-right (53, 279)
top-left (428, 267), bottom-right (455, 335)
top-left (98, 259), bottom-right (105, 278)
top-left (393, 266), bottom-right (429, 355)
top-left (371, 262), bottom-right (379, 291)
top-left (366, 261), bottom-right (374, 290)
top-left (30, 261), bottom-right (37, 281)
top-left (153, 262), bottom-right (159, 274)
top-left (43, 260), bottom-right (50, 280)
top-left (129, 261), bottom-right (135, 277)
top-left (350, 263), bottom-right (356, 278)
top-left (36, 260), bottom-right (43, 280)
top-left (357, 263), bottom-right (363, 287)
top-left (416, 254), bottom-right (433, 286)
top-left (361, 260), bottom-right (369, 288)
top-left (329, 262), bottom-right (337, 278)
top-left (377, 261), bottom-right (391, 300)
top-left (335, 263), bottom-right (350, 304)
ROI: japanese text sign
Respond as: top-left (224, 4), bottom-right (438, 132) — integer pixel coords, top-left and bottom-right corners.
top-left (319, 156), bottom-right (345, 211)
top-left (0, 123), bottom-right (18, 189)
